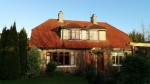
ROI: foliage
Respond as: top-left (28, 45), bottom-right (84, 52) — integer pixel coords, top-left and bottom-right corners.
top-left (85, 64), bottom-right (107, 84)
top-left (27, 46), bottom-right (41, 78)
top-left (19, 28), bottom-right (28, 79)
top-left (119, 54), bottom-right (150, 84)
top-left (0, 27), bottom-right (9, 79)
top-left (45, 61), bottom-right (56, 76)
top-left (0, 22), bottom-right (20, 80)
top-left (136, 47), bottom-right (150, 57)
top-left (129, 30), bottom-right (145, 42)
top-left (85, 63), bottom-right (96, 81)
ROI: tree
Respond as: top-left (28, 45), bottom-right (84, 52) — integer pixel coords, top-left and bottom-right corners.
top-left (27, 46), bottom-right (41, 77)
top-left (0, 22), bottom-right (20, 80)
top-left (19, 28), bottom-right (28, 79)
top-left (0, 27), bottom-right (9, 79)
top-left (7, 22), bottom-right (20, 79)
top-left (129, 30), bottom-right (144, 42)
top-left (119, 54), bottom-right (150, 84)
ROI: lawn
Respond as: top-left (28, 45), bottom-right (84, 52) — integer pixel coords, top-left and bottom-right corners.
top-left (0, 76), bottom-right (89, 84)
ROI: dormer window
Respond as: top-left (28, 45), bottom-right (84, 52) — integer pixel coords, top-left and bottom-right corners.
top-left (70, 29), bottom-right (81, 40)
top-left (89, 30), bottom-right (98, 40)
top-left (60, 27), bottom-right (106, 41)
top-left (61, 29), bottom-right (69, 40)
top-left (99, 30), bottom-right (106, 41)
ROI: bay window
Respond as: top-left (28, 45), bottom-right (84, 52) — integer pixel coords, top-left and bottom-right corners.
top-left (46, 52), bottom-right (75, 66)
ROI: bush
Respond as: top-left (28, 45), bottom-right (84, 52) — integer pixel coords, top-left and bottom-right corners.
top-left (119, 54), bottom-right (150, 84)
top-left (85, 63), bottom-right (117, 84)
top-left (46, 61), bottom-right (56, 76)
top-left (27, 46), bottom-right (41, 78)
top-left (85, 63), bottom-right (96, 81)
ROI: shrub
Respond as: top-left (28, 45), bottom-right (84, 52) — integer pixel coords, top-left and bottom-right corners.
top-left (85, 63), bottom-right (96, 81)
top-left (119, 54), bottom-right (150, 84)
top-left (27, 46), bottom-right (41, 78)
top-left (46, 61), bottom-right (56, 76)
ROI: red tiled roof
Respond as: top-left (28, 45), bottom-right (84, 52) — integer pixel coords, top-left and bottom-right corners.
top-left (87, 24), bottom-right (106, 29)
top-left (62, 22), bottom-right (83, 28)
top-left (29, 19), bottom-right (131, 49)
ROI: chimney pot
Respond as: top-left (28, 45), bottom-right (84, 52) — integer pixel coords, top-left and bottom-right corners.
top-left (58, 11), bottom-right (63, 23)
top-left (91, 14), bottom-right (97, 24)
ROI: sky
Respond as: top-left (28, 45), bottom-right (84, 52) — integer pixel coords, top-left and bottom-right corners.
top-left (0, 0), bottom-right (150, 38)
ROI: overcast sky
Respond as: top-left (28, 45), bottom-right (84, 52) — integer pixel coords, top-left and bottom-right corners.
top-left (0, 0), bottom-right (150, 37)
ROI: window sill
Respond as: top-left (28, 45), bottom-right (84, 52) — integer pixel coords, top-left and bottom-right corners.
top-left (57, 65), bottom-right (77, 68)
top-left (112, 64), bottom-right (122, 66)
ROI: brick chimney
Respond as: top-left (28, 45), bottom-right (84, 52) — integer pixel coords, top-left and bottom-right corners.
top-left (91, 14), bottom-right (97, 24)
top-left (58, 11), bottom-right (64, 23)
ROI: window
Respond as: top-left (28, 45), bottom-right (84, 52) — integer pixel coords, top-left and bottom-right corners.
top-left (86, 30), bottom-right (89, 40)
top-left (61, 29), bottom-right (69, 40)
top-left (65, 53), bottom-right (69, 65)
top-left (70, 52), bottom-right (75, 65)
top-left (90, 30), bottom-right (98, 40)
top-left (93, 31), bottom-right (98, 40)
top-left (46, 52), bottom-right (51, 64)
top-left (53, 52), bottom-right (57, 64)
top-left (59, 52), bottom-right (63, 65)
top-left (99, 31), bottom-right (106, 41)
top-left (70, 30), bottom-right (81, 40)
top-left (60, 29), bottom-right (105, 41)
top-left (112, 52), bottom-right (123, 66)
top-left (47, 52), bottom-right (75, 66)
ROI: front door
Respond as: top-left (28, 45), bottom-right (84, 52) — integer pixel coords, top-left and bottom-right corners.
top-left (97, 52), bottom-right (104, 71)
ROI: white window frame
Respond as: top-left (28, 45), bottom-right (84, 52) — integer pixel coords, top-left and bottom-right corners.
top-left (112, 52), bottom-right (124, 66)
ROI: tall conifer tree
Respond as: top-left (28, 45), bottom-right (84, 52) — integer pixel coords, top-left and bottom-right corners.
top-left (10, 22), bottom-right (20, 79)
top-left (5, 22), bottom-right (20, 79)
top-left (0, 27), bottom-right (10, 79)
top-left (19, 28), bottom-right (27, 79)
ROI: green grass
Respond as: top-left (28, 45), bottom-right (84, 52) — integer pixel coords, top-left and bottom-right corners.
top-left (0, 76), bottom-right (89, 84)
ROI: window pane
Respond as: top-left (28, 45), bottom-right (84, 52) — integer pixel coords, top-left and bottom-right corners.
top-left (90, 31), bottom-right (93, 40)
top-left (65, 53), bottom-right (69, 65)
top-left (112, 56), bottom-right (115, 64)
top-left (99, 31), bottom-right (106, 41)
top-left (86, 31), bottom-right (89, 39)
top-left (72, 31), bottom-right (76, 39)
top-left (119, 56), bottom-right (123, 64)
top-left (93, 31), bottom-right (98, 40)
top-left (68, 30), bottom-right (70, 39)
top-left (116, 56), bottom-right (119, 64)
top-left (59, 52), bottom-right (63, 65)
top-left (76, 31), bottom-right (80, 39)
top-left (53, 52), bottom-right (57, 64)
top-left (80, 31), bottom-right (82, 39)
top-left (71, 56), bottom-right (74, 65)
top-left (47, 56), bottom-right (50, 64)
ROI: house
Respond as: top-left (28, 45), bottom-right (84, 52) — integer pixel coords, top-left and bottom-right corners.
top-left (29, 11), bottom-right (131, 72)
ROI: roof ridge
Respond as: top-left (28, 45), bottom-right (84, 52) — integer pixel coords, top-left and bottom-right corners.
top-left (49, 18), bottom-right (107, 23)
